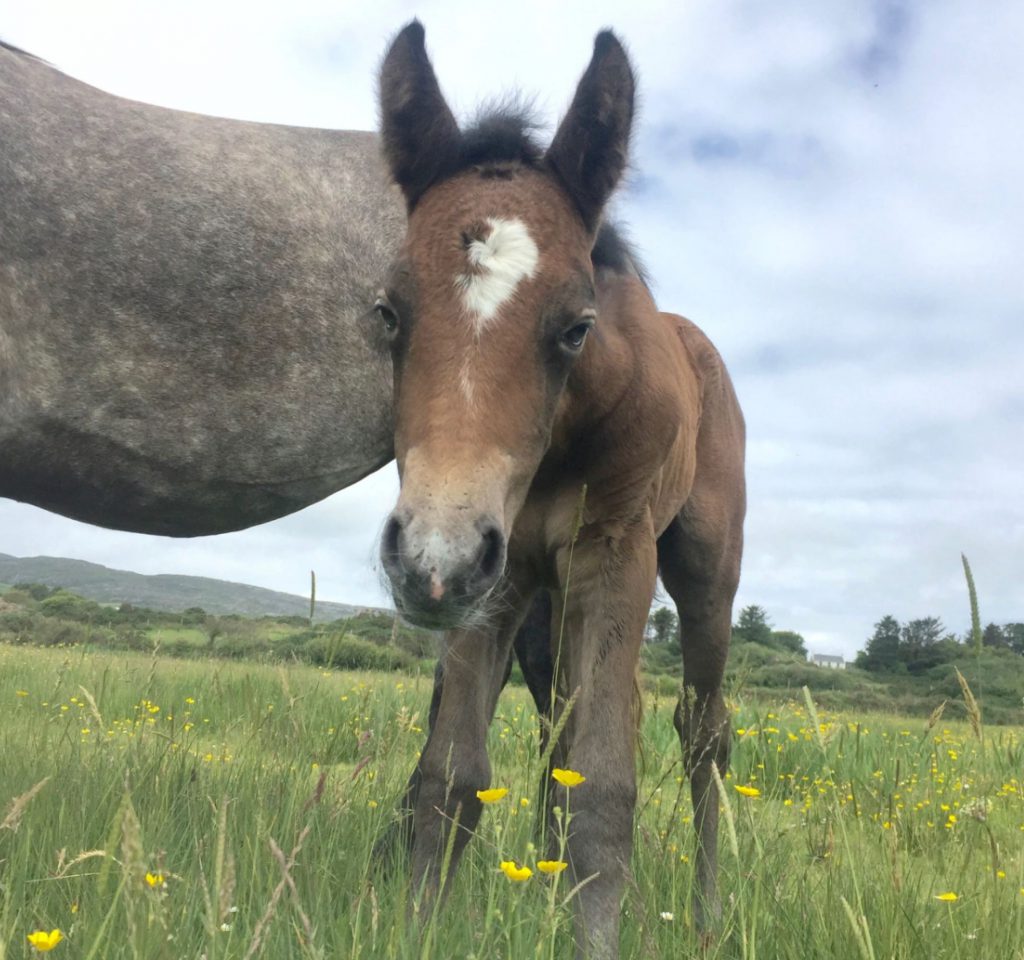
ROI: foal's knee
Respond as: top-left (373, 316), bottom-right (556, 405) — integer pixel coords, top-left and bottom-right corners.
top-left (559, 779), bottom-right (637, 877)
top-left (417, 750), bottom-right (490, 820)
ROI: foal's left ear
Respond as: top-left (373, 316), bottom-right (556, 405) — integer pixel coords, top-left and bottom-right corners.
top-left (379, 21), bottom-right (462, 211)
top-left (546, 31), bottom-right (635, 234)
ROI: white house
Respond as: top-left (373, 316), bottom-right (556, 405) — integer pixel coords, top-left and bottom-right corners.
top-left (809, 653), bottom-right (846, 670)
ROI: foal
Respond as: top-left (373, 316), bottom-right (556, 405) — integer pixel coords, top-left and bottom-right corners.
top-left (376, 23), bottom-right (745, 957)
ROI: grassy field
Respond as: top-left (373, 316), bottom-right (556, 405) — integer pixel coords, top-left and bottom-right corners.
top-left (1, 644), bottom-right (1021, 959)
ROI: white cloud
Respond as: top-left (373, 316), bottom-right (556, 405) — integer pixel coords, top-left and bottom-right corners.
top-left (3, 0), bottom-right (1021, 658)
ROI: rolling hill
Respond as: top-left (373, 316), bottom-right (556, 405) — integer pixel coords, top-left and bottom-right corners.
top-left (0, 553), bottom-right (376, 622)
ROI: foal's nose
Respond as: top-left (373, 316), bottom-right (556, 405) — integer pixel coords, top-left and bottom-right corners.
top-left (381, 508), bottom-right (506, 625)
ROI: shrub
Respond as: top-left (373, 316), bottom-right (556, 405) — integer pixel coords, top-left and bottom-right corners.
top-left (1, 588), bottom-right (35, 608)
top-left (38, 591), bottom-right (106, 622)
top-left (212, 633), bottom-right (272, 660)
top-left (305, 634), bottom-right (413, 672)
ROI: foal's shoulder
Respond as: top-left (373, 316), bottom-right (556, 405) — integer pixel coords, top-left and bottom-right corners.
top-left (661, 313), bottom-right (729, 387)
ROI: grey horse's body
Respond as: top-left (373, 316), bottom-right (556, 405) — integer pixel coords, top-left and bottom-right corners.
top-left (0, 41), bottom-right (404, 535)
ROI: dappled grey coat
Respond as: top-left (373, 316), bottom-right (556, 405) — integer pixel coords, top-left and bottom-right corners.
top-left (0, 41), bottom-right (404, 535)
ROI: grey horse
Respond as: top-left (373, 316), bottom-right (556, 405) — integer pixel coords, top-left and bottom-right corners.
top-left (1, 40), bottom-right (404, 536)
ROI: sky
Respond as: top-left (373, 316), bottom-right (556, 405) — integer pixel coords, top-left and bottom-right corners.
top-left (2, 0), bottom-right (1021, 658)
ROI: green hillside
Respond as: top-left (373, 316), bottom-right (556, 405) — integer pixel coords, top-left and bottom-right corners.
top-left (0, 553), bottom-right (373, 621)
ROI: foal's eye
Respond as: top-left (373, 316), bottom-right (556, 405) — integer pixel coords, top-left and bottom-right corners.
top-left (375, 298), bottom-right (399, 336)
top-left (561, 316), bottom-right (595, 352)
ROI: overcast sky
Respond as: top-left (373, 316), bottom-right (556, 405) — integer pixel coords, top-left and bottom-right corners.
top-left (2, 1), bottom-right (1021, 658)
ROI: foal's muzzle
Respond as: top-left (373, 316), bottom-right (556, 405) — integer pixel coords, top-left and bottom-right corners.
top-left (380, 507), bottom-right (506, 628)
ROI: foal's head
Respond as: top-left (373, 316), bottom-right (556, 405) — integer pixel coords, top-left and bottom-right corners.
top-left (377, 22), bottom-right (634, 627)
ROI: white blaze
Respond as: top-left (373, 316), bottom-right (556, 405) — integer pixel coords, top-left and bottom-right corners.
top-left (457, 217), bottom-right (539, 332)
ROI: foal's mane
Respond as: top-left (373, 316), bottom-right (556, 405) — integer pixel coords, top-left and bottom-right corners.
top-left (459, 102), bottom-right (650, 288)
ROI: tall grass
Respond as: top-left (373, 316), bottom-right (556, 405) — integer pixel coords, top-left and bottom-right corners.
top-left (0, 643), bottom-right (1021, 958)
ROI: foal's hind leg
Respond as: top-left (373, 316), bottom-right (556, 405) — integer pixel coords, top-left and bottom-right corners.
top-left (658, 496), bottom-right (742, 932)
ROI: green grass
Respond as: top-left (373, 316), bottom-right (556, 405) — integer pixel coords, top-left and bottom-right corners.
top-left (145, 627), bottom-right (208, 648)
top-left (1, 643), bottom-right (1022, 958)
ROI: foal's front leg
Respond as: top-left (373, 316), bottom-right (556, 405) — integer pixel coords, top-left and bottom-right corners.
top-left (410, 622), bottom-right (516, 905)
top-left (383, 593), bottom-right (554, 864)
top-left (551, 525), bottom-right (657, 960)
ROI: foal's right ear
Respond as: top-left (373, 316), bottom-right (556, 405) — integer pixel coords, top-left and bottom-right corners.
top-left (379, 21), bottom-right (462, 211)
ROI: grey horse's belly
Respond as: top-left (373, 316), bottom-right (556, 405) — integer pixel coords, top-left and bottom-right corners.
top-left (0, 44), bottom-right (404, 535)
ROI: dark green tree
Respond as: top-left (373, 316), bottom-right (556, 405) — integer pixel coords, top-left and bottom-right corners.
top-left (900, 617), bottom-right (957, 674)
top-left (181, 607), bottom-right (208, 626)
top-left (855, 615), bottom-right (902, 672)
top-left (14, 582), bottom-right (60, 601)
top-left (38, 591), bottom-right (103, 623)
top-left (982, 622), bottom-right (1007, 648)
top-left (733, 605), bottom-right (773, 646)
top-left (647, 606), bottom-right (678, 644)
top-left (1004, 623), bottom-right (1024, 655)
top-left (770, 630), bottom-right (807, 656)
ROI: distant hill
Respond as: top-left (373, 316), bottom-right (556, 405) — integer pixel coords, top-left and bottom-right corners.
top-left (0, 553), bottom-right (379, 622)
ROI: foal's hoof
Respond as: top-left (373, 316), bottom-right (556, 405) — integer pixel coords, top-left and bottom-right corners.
top-left (370, 816), bottom-right (413, 873)
top-left (693, 898), bottom-right (721, 952)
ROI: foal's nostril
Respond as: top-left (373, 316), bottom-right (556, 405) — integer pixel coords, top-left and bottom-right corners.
top-left (475, 524), bottom-right (505, 584)
top-left (382, 514), bottom-right (404, 567)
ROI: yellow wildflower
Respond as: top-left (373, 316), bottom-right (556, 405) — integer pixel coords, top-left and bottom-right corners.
top-left (934, 892), bottom-right (958, 902)
top-left (500, 860), bottom-right (533, 882)
top-left (537, 860), bottom-right (568, 874)
top-left (27, 929), bottom-right (63, 951)
top-left (145, 872), bottom-right (165, 889)
top-left (734, 784), bottom-right (760, 798)
top-left (520, 797), bottom-right (530, 807)
top-left (476, 788), bottom-right (509, 804)
top-left (552, 768), bottom-right (586, 788)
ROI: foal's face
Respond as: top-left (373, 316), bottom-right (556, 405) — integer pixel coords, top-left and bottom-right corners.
top-left (376, 21), bottom-right (634, 627)
top-left (379, 171), bottom-right (596, 626)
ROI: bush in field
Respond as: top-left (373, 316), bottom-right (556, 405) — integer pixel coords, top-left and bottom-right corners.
top-left (640, 641), bottom-right (682, 677)
top-left (6, 614), bottom-right (99, 647)
top-left (306, 633), bottom-right (413, 671)
top-left (102, 626), bottom-right (150, 652)
top-left (0, 608), bottom-right (38, 636)
top-left (211, 632), bottom-right (272, 660)
top-left (11, 581), bottom-right (60, 601)
top-left (38, 590), bottom-right (107, 622)
top-left (747, 660), bottom-right (857, 690)
top-left (923, 649), bottom-right (1024, 707)
top-left (337, 611), bottom-right (438, 659)
top-left (1, 587), bottom-right (36, 607)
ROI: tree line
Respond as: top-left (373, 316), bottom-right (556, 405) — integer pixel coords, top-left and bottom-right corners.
top-left (855, 614), bottom-right (1024, 674)
top-left (647, 601), bottom-right (1023, 676)
top-left (647, 603), bottom-right (807, 656)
